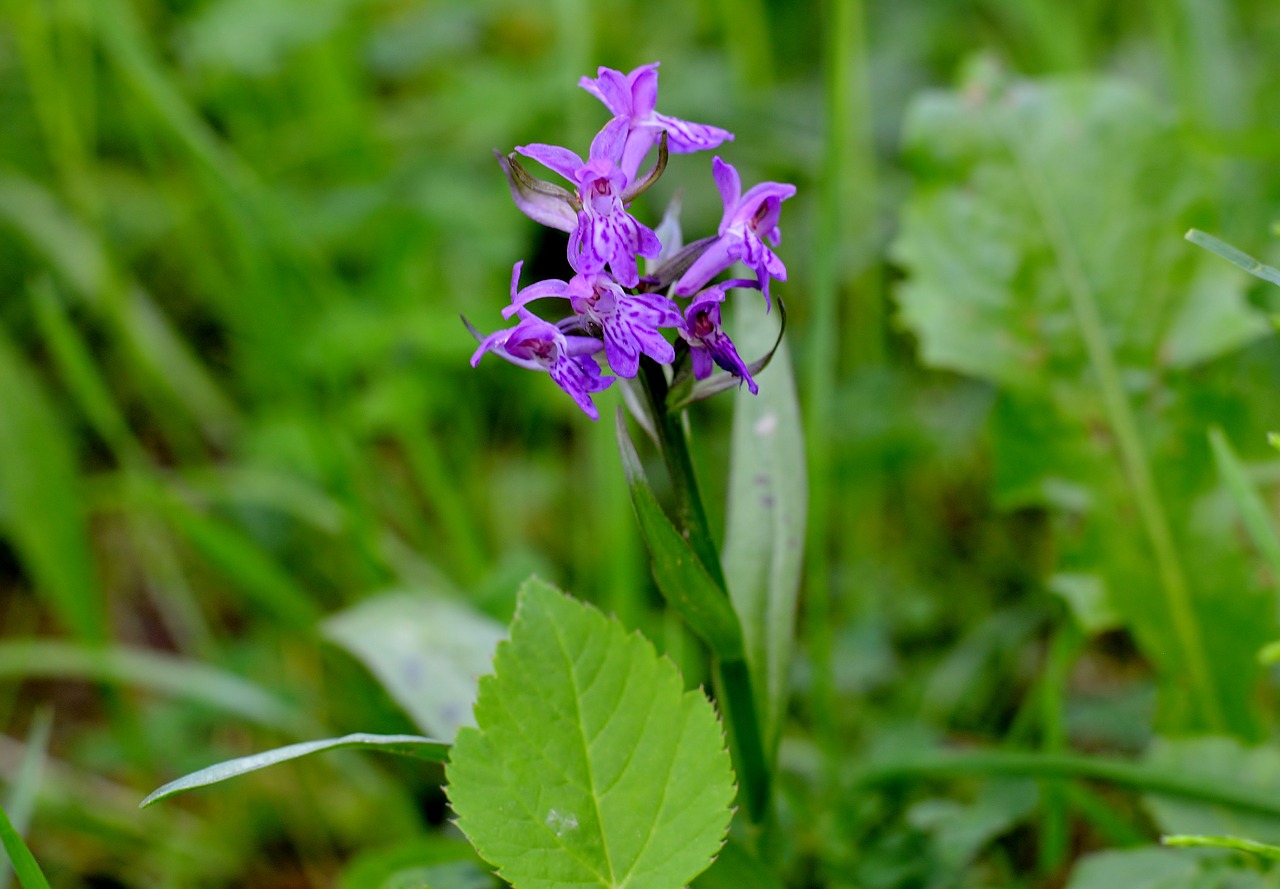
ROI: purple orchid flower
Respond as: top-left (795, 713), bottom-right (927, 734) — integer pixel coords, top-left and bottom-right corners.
top-left (516, 118), bottom-right (661, 288)
top-left (679, 280), bottom-right (759, 395)
top-left (504, 261), bottom-right (681, 379)
top-left (471, 268), bottom-right (615, 419)
top-left (674, 157), bottom-right (796, 308)
top-left (580, 63), bottom-right (734, 182)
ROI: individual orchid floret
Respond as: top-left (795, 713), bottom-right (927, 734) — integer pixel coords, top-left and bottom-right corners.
top-left (679, 280), bottom-right (760, 395)
top-left (503, 261), bottom-right (682, 379)
top-left (471, 288), bottom-right (614, 419)
top-left (516, 118), bottom-right (661, 287)
top-left (674, 157), bottom-right (796, 308)
top-left (580, 63), bottom-right (734, 182)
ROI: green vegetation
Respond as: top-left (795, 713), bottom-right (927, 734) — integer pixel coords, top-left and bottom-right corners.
top-left (3, 1), bottom-right (1280, 886)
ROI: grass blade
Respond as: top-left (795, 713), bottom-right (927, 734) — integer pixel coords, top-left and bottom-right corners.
top-left (1186, 229), bottom-right (1280, 288)
top-left (0, 641), bottom-right (312, 734)
top-left (1208, 426), bottom-right (1280, 581)
top-left (0, 804), bottom-right (51, 889)
top-left (1162, 834), bottom-right (1280, 860)
top-left (0, 711), bottom-right (52, 889)
top-left (140, 733), bottom-right (448, 808)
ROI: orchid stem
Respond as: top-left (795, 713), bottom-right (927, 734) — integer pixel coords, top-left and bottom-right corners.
top-left (635, 355), bottom-right (770, 822)
top-left (637, 357), bottom-right (726, 590)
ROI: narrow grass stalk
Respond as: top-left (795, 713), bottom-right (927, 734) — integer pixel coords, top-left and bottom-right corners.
top-left (1007, 127), bottom-right (1225, 733)
top-left (858, 749), bottom-right (1280, 819)
top-left (806, 0), bottom-right (880, 750)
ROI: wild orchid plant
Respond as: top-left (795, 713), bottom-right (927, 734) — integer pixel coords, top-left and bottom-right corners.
top-left (469, 61), bottom-right (794, 416)
top-left (139, 64), bottom-right (801, 889)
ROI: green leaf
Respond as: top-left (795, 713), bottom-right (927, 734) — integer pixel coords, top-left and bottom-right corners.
top-left (140, 733), bottom-right (448, 808)
top-left (0, 803), bottom-right (51, 889)
top-left (894, 76), bottom-right (1266, 388)
top-left (892, 71), bottom-right (1275, 735)
top-left (722, 296), bottom-right (806, 756)
top-left (324, 591), bottom-right (506, 741)
top-left (446, 578), bottom-right (735, 889)
top-left (1143, 737), bottom-right (1280, 841)
top-left (614, 411), bottom-right (745, 662)
top-left (1064, 848), bottom-right (1201, 889)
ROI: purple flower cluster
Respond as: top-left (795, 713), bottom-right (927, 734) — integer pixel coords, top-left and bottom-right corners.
top-left (471, 63), bottom-right (795, 419)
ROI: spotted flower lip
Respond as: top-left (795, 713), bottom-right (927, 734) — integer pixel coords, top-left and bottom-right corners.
top-left (517, 118), bottom-right (661, 287)
top-left (674, 157), bottom-right (796, 308)
top-left (502, 261), bottom-right (681, 379)
top-left (579, 62), bottom-right (734, 181)
top-left (679, 279), bottom-right (760, 395)
top-left (471, 270), bottom-right (615, 418)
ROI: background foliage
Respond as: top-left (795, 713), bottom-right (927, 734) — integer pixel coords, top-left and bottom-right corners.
top-left (2, 0), bottom-right (1280, 886)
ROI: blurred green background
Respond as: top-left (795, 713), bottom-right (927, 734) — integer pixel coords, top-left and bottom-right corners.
top-left (3, 0), bottom-right (1280, 886)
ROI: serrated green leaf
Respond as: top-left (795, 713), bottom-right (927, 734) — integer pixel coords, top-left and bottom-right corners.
top-left (140, 733), bottom-right (448, 808)
top-left (892, 71), bottom-right (1275, 736)
top-left (324, 591), bottom-right (506, 741)
top-left (722, 296), bottom-right (806, 756)
top-left (446, 578), bottom-right (735, 889)
top-left (894, 76), bottom-right (1266, 387)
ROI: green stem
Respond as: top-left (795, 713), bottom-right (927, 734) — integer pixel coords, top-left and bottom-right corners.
top-left (1008, 128), bottom-right (1225, 733)
top-left (714, 658), bottom-right (771, 822)
top-left (638, 359), bottom-right (727, 590)
top-left (634, 358), bottom-right (770, 822)
top-left (858, 749), bottom-right (1280, 819)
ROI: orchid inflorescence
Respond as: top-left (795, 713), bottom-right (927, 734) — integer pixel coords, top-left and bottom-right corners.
top-left (469, 63), bottom-right (795, 420)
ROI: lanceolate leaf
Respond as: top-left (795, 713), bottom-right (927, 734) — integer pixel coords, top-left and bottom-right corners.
top-left (614, 411), bottom-right (745, 661)
top-left (446, 578), bottom-right (735, 889)
top-left (722, 296), bottom-right (806, 756)
top-left (140, 733), bottom-right (449, 808)
top-left (324, 591), bottom-right (506, 741)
